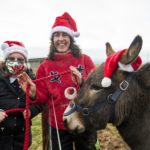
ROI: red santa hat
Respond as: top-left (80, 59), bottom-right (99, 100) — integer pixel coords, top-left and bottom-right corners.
top-left (50, 12), bottom-right (80, 39)
top-left (1, 41), bottom-right (28, 60)
top-left (101, 49), bottom-right (142, 87)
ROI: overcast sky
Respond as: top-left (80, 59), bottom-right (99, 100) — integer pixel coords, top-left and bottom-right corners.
top-left (0, 0), bottom-right (150, 63)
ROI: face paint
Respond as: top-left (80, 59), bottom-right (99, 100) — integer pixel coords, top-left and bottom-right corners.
top-left (5, 59), bottom-right (27, 75)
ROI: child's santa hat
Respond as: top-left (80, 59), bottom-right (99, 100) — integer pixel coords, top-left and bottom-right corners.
top-left (50, 12), bottom-right (80, 39)
top-left (101, 49), bottom-right (142, 87)
top-left (1, 41), bottom-right (28, 60)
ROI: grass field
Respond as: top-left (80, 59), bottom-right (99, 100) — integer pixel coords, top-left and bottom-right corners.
top-left (29, 114), bottom-right (42, 150)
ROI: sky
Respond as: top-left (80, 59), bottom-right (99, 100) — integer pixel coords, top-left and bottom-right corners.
top-left (0, 0), bottom-right (150, 63)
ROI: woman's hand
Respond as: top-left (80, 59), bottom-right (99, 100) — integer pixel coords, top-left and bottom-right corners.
top-left (69, 66), bottom-right (82, 85)
top-left (0, 111), bottom-right (8, 122)
top-left (17, 72), bottom-right (36, 99)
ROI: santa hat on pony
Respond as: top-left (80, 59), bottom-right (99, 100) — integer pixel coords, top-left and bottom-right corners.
top-left (50, 12), bottom-right (80, 39)
top-left (1, 41), bottom-right (28, 61)
top-left (101, 49), bottom-right (142, 87)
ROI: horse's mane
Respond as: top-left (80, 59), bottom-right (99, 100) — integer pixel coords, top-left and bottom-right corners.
top-left (114, 63), bottom-right (150, 126)
top-left (114, 92), bottom-right (132, 126)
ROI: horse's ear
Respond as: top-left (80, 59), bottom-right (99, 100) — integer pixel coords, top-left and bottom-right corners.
top-left (120, 35), bottom-right (143, 64)
top-left (105, 42), bottom-right (115, 56)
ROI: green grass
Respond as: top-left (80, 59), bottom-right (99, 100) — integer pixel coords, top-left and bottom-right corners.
top-left (29, 114), bottom-right (42, 150)
top-left (95, 140), bottom-right (100, 150)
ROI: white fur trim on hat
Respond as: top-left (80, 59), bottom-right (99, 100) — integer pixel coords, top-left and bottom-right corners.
top-left (50, 26), bottom-right (80, 39)
top-left (1, 43), bottom-right (9, 50)
top-left (2, 45), bottom-right (28, 60)
top-left (101, 77), bottom-right (112, 87)
top-left (74, 31), bottom-right (80, 37)
top-left (64, 87), bottom-right (77, 100)
top-left (118, 62), bottom-right (134, 72)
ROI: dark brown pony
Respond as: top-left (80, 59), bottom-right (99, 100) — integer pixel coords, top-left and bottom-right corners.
top-left (63, 35), bottom-right (150, 150)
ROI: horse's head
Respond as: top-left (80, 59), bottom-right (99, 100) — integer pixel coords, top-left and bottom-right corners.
top-left (63, 35), bottom-right (143, 133)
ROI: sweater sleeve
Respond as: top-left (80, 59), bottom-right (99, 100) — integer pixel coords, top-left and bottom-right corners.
top-left (35, 63), bottom-right (50, 104)
top-left (83, 54), bottom-right (95, 80)
top-left (26, 69), bottom-right (43, 118)
top-left (29, 104), bottom-right (43, 119)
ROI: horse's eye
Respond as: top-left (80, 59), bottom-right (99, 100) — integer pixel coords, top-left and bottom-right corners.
top-left (91, 84), bottom-right (102, 90)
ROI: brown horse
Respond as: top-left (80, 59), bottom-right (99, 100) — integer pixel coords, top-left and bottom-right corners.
top-left (63, 35), bottom-right (150, 150)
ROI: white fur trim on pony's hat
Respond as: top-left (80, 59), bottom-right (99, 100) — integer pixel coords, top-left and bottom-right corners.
top-left (64, 87), bottom-right (77, 100)
top-left (118, 62), bottom-right (134, 72)
top-left (101, 77), bottom-right (112, 87)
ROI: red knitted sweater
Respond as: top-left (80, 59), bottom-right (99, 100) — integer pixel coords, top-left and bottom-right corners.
top-left (35, 52), bottom-right (95, 129)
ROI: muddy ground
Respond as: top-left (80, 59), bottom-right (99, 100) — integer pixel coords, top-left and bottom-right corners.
top-left (97, 124), bottom-right (131, 150)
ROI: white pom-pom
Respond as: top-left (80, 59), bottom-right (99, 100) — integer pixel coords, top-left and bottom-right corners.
top-left (74, 31), bottom-right (80, 37)
top-left (101, 77), bottom-right (112, 87)
top-left (64, 87), bottom-right (77, 100)
top-left (1, 43), bottom-right (9, 51)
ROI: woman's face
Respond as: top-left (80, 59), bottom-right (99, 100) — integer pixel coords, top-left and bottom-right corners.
top-left (53, 32), bottom-right (71, 53)
top-left (7, 53), bottom-right (26, 63)
top-left (5, 52), bottom-right (27, 75)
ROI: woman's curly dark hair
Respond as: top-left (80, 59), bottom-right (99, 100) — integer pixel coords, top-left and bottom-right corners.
top-left (48, 36), bottom-right (82, 60)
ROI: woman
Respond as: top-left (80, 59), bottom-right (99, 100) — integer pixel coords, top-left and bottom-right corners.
top-left (18, 12), bottom-right (97, 150)
top-left (0, 41), bottom-right (43, 150)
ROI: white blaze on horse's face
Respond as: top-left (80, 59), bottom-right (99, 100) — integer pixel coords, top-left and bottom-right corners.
top-left (63, 104), bottom-right (85, 133)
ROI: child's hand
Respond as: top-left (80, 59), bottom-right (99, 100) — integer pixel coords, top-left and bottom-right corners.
top-left (17, 72), bottom-right (36, 98)
top-left (0, 110), bottom-right (8, 122)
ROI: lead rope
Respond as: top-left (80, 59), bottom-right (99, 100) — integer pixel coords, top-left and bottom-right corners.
top-left (23, 85), bottom-right (30, 150)
top-left (33, 70), bottom-right (74, 150)
top-left (51, 96), bottom-right (62, 150)
top-left (4, 69), bottom-right (80, 150)
top-left (49, 114), bottom-right (53, 150)
top-left (46, 71), bottom-right (80, 150)
top-left (5, 85), bottom-right (30, 150)
top-left (72, 73), bottom-right (80, 93)
top-left (45, 73), bottom-right (62, 150)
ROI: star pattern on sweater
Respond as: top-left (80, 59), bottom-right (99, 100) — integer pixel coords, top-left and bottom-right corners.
top-left (76, 64), bottom-right (84, 75)
top-left (50, 71), bottom-right (61, 83)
